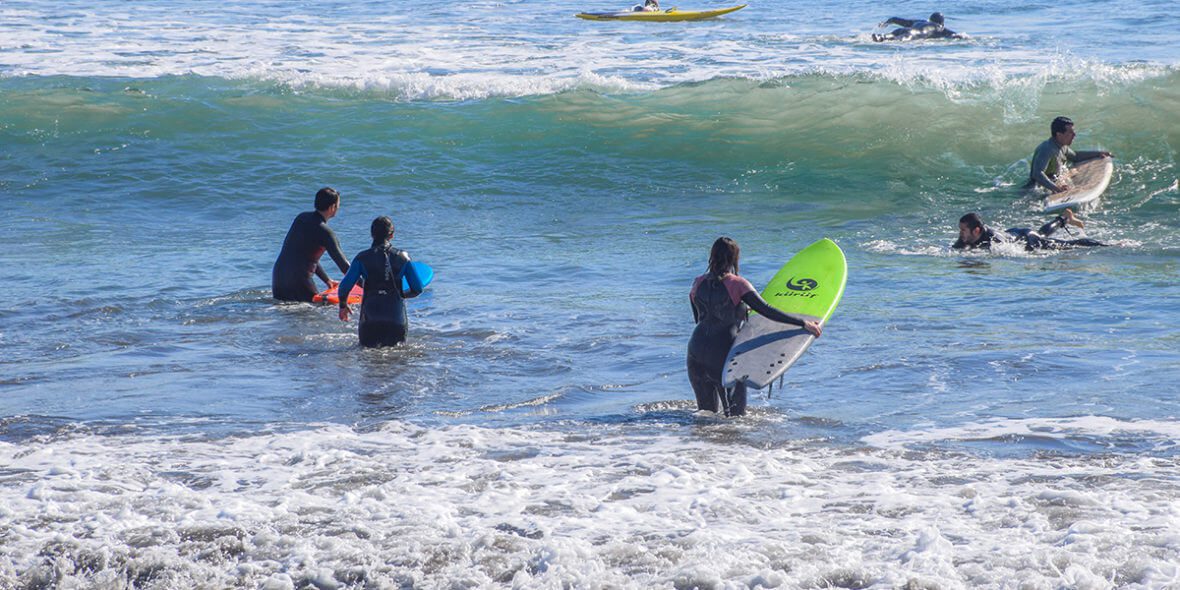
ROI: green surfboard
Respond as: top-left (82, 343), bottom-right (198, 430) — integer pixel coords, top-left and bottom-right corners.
top-left (723, 238), bottom-right (847, 390)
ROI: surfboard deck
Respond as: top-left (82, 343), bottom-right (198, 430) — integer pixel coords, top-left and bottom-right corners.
top-left (722, 239), bottom-right (847, 390)
top-left (576, 4), bottom-right (745, 21)
top-left (1043, 156), bottom-right (1113, 214)
top-left (312, 261), bottom-right (434, 305)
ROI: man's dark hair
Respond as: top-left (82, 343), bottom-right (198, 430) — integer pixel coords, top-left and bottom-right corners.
top-left (314, 187), bottom-right (340, 212)
top-left (929, 12), bottom-right (944, 25)
top-left (370, 216), bottom-right (394, 244)
top-left (959, 213), bottom-right (984, 231)
top-left (1050, 116), bottom-right (1074, 136)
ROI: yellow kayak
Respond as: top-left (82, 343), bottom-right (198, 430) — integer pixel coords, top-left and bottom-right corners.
top-left (576, 4), bottom-right (746, 21)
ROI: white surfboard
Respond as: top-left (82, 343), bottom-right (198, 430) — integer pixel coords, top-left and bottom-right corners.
top-left (1043, 156), bottom-right (1113, 214)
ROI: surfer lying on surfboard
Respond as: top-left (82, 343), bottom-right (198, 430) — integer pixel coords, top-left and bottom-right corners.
top-left (632, 0), bottom-right (659, 11)
top-left (1026, 116), bottom-right (1114, 193)
top-left (872, 12), bottom-right (963, 42)
top-left (953, 209), bottom-right (1106, 252)
top-left (688, 237), bottom-right (822, 417)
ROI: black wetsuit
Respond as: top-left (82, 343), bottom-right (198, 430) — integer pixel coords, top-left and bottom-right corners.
top-left (272, 211), bottom-right (350, 302)
top-left (873, 18), bottom-right (961, 42)
top-left (339, 243), bottom-right (422, 348)
top-left (687, 275), bottom-right (808, 417)
top-left (952, 216), bottom-right (1106, 252)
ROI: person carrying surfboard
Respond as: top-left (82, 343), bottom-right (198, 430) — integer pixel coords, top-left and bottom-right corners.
top-left (272, 187), bottom-right (350, 303)
top-left (953, 209), bottom-right (1106, 252)
top-left (1026, 116), bottom-right (1114, 193)
top-left (336, 216), bottom-right (424, 348)
top-left (872, 12), bottom-right (963, 42)
top-left (688, 237), bottom-right (822, 417)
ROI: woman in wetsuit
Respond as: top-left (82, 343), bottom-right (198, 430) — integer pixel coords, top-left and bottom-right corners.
top-left (688, 237), bottom-right (822, 416)
top-left (337, 216), bottom-right (424, 348)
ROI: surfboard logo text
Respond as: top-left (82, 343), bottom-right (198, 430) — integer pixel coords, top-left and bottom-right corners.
top-left (785, 277), bottom-right (818, 292)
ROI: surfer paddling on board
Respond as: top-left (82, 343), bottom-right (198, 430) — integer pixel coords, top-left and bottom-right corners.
top-left (1026, 116), bottom-right (1114, 193)
top-left (872, 12), bottom-right (963, 42)
top-left (632, 0), bottom-right (659, 11)
top-left (688, 237), bottom-right (822, 417)
top-left (953, 209), bottom-right (1106, 252)
top-left (337, 216), bottom-right (424, 348)
top-left (272, 187), bottom-right (350, 303)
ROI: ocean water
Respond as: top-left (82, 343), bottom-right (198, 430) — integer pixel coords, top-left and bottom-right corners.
top-left (2, 0), bottom-right (1179, 587)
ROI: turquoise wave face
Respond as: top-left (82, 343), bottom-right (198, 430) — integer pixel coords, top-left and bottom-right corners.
top-left (4, 71), bottom-right (1177, 234)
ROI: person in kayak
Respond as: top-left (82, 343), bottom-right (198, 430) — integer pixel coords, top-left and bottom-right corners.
top-left (953, 209), bottom-right (1106, 251)
top-left (272, 187), bottom-right (350, 302)
top-left (337, 216), bottom-right (424, 348)
top-left (632, 0), bottom-right (659, 12)
top-left (872, 12), bottom-right (963, 41)
top-left (1025, 116), bottom-right (1114, 193)
top-left (688, 237), bottom-right (822, 417)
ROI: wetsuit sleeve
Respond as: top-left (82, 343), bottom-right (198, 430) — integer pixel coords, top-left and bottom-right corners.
top-left (740, 292), bottom-right (807, 328)
top-left (321, 226), bottom-right (350, 274)
top-left (315, 263), bottom-right (330, 285)
top-left (951, 238), bottom-right (967, 250)
top-left (1029, 144), bottom-right (1060, 191)
top-left (401, 252), bottom-right (424, 296)
top-left (688, 275), bottom-right (704, 323)
top-left (336, 255), bottom-right (366, 308)
top-left (884, 17), bottom-right (916, 26)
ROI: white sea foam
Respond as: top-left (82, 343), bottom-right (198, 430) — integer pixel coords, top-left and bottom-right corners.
top-left (2, 421), bottom-right (1178, 588)
top-left (1, 1), bottom-right (1175, 101)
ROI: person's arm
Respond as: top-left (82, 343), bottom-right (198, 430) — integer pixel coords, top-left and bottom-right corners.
top-left (881, 17), bottom-right (916, 27)
top-left (321, 226), bottom-right (350, 275)
top-left (399, 252), bottom-right (424, 298)
top-left (740, 292), bottom-right (822, 337)
top-left (337, 255), bottom-right (366, 321)
top-left (1029, 146), bottom-right (1063, 192)
top-left (1073, 150), bottom-right (1112, 163)
top-left (314, 263), bottom-right (331, 287)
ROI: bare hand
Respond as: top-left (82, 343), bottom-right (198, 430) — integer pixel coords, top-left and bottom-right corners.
top-left (338, 305), bottom-right (352, 322)
top-left (804, 320), bottom-right (822, 338)
top-left (1062, 208), bottom-right (1085, 228)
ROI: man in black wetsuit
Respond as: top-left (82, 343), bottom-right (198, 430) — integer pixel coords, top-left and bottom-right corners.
top-left (953, 209), bottom-right (1106, 252)
top-left (272, 187), bottom-right (350, 302)
top-left (872, 12), bottom-right (963, 42)
top-left (337, 216), bottom-right (424, 348)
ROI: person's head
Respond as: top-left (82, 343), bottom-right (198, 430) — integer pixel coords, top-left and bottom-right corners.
top-left (928, 12), bottom-right (945, 25)
top-left (707, 237), bottom-right (740, 277)
top-left (1051, 116), bottom-right (1075, 146)
top-left (645, 0), bottom-right (658, 6)
top-left (958, 212), bottom-right (985, 245)
top-left (314, 187), bottom-right (341, 219)
top-left (370, 215), bottom-right (394, 245)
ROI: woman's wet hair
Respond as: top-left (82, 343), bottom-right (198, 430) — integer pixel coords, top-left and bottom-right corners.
top-left (707, 237), bottom-right (740, 277)
top-left (370, 216), bottom-right (394, 244)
